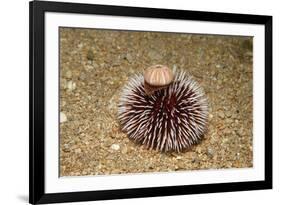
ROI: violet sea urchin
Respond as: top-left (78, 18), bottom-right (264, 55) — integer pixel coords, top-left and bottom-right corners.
top-left (118, 69), bottom-right (208, 152)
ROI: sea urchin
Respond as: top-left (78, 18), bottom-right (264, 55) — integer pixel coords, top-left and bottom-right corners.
top-left (118, 66), bottom-right (208, 152)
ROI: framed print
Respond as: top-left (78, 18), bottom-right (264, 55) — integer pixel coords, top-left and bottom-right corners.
top-left (29, 0), bottom-right (272, 204)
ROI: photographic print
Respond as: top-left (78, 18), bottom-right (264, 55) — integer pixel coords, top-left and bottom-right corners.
top-left (59, 28), bottom-right (253, 177)
top-left (30, 1), bottom-right (272, 203)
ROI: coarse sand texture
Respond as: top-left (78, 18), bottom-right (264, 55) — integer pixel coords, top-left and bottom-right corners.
top-left (59, 28), bottom-right (253, 176)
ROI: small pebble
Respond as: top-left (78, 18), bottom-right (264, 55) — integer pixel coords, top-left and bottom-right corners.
top-left (224, 128), bottom-right (232, 135)
top-left (121, 146), bottom-right (128, 154)
top-left (196, 147), bottom-right (202, 154)
top-left (60, 112), bottom-right (67, 123)
top-left (225, 111), bottom-right (232, 118)
top-left (61, 100), bottom-right (66, 107)
top-left (125, 53), bottom-right (133, 63)
top-left (77, 43), bottom-right (83, 48)
top-left (65, 70), bottom-right (72, 78)
top-left (110, 144), bottom-right (120, 151)
top-left (207, 148), bottom-right (214, 158)
top-left (67, 81), bottom-right (76, 91)
top-left (218, 110), bottom-right (225, 119)
top-left (63, 144), bottom-right (70, 152)
top-left (79, 72), bottom-right (86, 80)
top-left (75, 148), bottom-right (81, 153)
top-left (87, 49), bottom-right (94, 60)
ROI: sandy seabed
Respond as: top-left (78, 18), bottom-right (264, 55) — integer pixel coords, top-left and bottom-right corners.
top-left (59, 27), bottom-right (253, 176)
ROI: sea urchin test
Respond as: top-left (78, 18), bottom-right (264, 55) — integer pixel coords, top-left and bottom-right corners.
top-left (118, 65), bottom-right (208, 152)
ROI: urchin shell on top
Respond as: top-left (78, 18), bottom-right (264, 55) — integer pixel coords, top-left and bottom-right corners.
top-left (144, 64), bottom-right (174, 86)
top-left (118, 70), bottom-right (208, 152)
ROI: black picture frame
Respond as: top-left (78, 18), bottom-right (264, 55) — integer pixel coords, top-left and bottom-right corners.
top-left (29, 0), bottom-right (272, 204)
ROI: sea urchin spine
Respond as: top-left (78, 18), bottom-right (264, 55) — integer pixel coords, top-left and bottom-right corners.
top-left (118, 69), bottom-right (208, 152)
